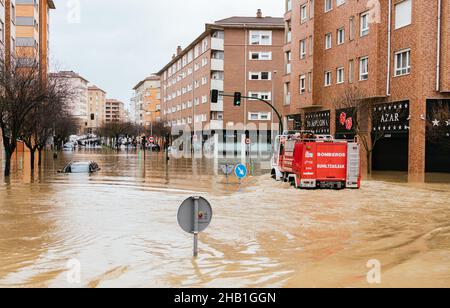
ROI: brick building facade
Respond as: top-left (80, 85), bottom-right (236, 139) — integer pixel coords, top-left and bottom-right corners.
top-left (158, 10), bottom-right (285, 147)
top-left (284, 0), bottom-right (449, 181)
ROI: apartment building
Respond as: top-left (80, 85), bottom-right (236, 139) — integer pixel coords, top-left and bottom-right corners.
top-left (284, 0), bottom-right (449, 181)
top-left (131, 75), bottom-right (161, 128)
top-left (105, 99), bottom-right (126, 123)
top-left (158, 10), bottom-right (284, 144)
top-left (50, 71), bottom-right (89, 134)
top-left (15, 0), bottom-right (55, 76)
top-left (3, 0), bottom-right (16, 63)
top-left (87, 85), bottom-right (107, 134)
top-left (1, 2), bottom-right (6, 52)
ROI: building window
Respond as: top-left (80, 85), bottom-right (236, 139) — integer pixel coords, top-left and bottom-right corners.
top-left (248, 112), bottom-right (271, 121)
top-left (349, 59), bottom-right (354, 83)
top-left (309, 35), bottom-right (314, 55)
top-left (249, 92), bottom-right (272, 101)
top-left (360, 12), bottom-right (370, 36)
top-left (300, 39), bottom-right (307, 59)
top-left (287, 0), bottom-right (292, 12)
top-left (0, 21), bottom-right (4, 44)
top-left (395, 0), bottom-right (412, 29)
top-left (301, 4), bottom-right (308, 23)
top-left (284, 82), bottom-right (291, 105)
top-left (300, 75), bottom-right (306, 93)
top-left (249, 72), bottom-right (271, 80)
top-left (324, 71), bottom-right (332, 86)
top-left (349, 16), bottom-right (355, 40)
top-left (325, 0), bottom-right (333, 12)
top-left (250, 31), bottom-right (272, 45)
top-left (337, 27), bottom-right (345, 45)
top-left (308, 72), bottom-right (313, 92)
top-left (337, 0), bottom-right (346, 6)
top-left (359, 57), bottom-right (369, 81)
top-left (325, 33), bottom-right (332, 50)
top-left (394, 49), bottom-right (411, 76)
top-left (250, 52), bottom-right (272, 60)
top-left (337, 67), bottom-right (345, 84)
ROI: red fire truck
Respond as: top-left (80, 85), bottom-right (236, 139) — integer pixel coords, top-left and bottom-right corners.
top-left (272, 132), bottom-right (361, 189)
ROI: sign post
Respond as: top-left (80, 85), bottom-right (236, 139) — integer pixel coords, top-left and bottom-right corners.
top-left (220, 163), bottom-right (235, 184)
top-left (235, 163), bottom-right (248, 184)
top-left (177, 197), bottom-right (213, 257)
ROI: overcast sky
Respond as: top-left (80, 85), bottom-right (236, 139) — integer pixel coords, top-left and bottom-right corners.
top-left (51, 0), bottom-right (284, 108)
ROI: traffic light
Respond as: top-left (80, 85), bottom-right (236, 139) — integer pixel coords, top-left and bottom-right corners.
top-left (234, 92), bottom-right (242, 106)
top-left (211, 89), bottom-right (219, 103)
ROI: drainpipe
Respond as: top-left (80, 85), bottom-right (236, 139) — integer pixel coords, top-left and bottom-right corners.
top-left (244, 24), bottom-right (248, 127)
top-left (386, 0), bottom-right (392, 96)
top-left (436, 0), bottom-right (442, 92)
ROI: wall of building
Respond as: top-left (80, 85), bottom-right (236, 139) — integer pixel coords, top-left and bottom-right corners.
top-left (284, 0), bottom-right (450, 181)
top-left (87, 87), bottom-right (107, 133)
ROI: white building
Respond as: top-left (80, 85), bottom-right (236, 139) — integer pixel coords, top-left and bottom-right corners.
top-left (50, 71), bottom-right (89, 134)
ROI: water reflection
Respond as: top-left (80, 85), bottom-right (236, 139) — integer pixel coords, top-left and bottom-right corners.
top-left (0, 149), bottom-right (449, 288)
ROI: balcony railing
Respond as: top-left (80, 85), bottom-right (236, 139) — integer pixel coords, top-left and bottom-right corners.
top-left (211, 59), bottom-right (224, 71)
top-left (211, 38), bottom-right (224, 51)
top-left (211, 79), bottom-right (224, 91)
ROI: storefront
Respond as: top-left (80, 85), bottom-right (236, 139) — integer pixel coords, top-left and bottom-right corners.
top-left (426, 99), bottom-right (450, 173)
top-left (372, 101), bottom-right (410, 172)
top-left (304, 110), bottom-right (331, 134)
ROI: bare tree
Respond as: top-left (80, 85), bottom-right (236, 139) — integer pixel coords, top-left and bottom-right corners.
top-left (54, 113), bottom-right (79, 150)
top-left (20, 74), bottom-right (74, 170)
top-left (98, 121), bottom-right (137, 150)
top-left (334, 86), bottom-right (387, 175)
top-left (0, 58), bottom-right (49, 177)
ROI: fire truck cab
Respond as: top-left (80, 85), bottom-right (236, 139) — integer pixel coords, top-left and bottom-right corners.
top-left (272, 132), bottom-right (361, 189)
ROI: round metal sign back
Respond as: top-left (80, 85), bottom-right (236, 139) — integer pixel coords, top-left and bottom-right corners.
top-left (177, 197), bottom-right (213, 234)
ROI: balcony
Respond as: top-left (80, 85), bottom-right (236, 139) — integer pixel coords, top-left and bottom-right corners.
top-left (210, 120), bottom-right (224, 130)
top-left (211, 59), bottom-right (224, 71)
top-left (210, 100), bottom-right (223, 112)
top-left (211, 38), bottom-right (224, 51)
top-left (211, 79), bottom-right (224, 91)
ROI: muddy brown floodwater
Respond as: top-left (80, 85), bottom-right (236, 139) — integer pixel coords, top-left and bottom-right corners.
top-left (0, 149), bottom-right (449, 288)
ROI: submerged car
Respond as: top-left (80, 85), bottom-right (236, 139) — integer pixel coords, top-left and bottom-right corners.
top-left (148, 143), bottom-right (161, 152)
top-left (58, 161), bottom-right (101, 174)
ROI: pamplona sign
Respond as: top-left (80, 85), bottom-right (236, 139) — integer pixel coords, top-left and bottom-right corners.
top-left (372, 101), bottom-right (410, 134)
top-left (305, 111), bottom-right (331, 134)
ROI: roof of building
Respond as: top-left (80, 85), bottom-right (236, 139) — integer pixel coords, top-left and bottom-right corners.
top-left (106, 99), bottom-right (124, 104)
top-left (214, 16), bottom-right (284, 26)
top-left (88, 85), bottom-right (106, 94)
top-left (157, 11), bottom-right (283, 75)
top-left (50, 71), bottom-right (89, 83)
top-left (133, 75), bottom-right (160, 90)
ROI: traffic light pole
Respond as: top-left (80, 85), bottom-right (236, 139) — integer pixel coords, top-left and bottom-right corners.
top-left (220, 93), bottom-right (284, 134)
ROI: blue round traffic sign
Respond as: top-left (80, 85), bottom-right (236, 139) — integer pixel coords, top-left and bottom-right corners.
top-left (235, 164), bottom-right (248, 179)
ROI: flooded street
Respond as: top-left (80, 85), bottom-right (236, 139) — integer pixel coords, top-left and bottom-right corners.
top-left (0, 150), bottom-right (449, 288)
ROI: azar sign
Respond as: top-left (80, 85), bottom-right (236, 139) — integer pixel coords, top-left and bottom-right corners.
top-left (372, 101), bottom-right (410, 134)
